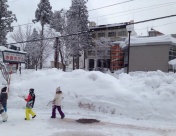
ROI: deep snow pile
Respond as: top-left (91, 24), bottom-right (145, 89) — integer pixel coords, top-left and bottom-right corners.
top-left (1, 69), bottom-right (176, 123)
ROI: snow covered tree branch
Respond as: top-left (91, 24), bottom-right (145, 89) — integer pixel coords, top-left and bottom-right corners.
top-left (0, 0), bottom-right (17, 46)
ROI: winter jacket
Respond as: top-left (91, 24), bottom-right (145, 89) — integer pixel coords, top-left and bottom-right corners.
top-left (25, 93), bottom-right (35, 109)
top-left (53, 93), bottom-right (63, 106)
top-left (0, 92), bottom-right (8, 107)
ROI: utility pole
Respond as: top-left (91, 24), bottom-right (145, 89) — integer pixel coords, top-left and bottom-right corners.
top-left (54, 37), bottom-right (59, 68)
top-left (127, 31), bottom-right (131, 74)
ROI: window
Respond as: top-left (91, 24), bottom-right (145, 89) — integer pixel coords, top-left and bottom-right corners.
top-left (149, 32), bottom-right (156, 37)
top-left (98, 33), bottom-right (105, 38)
top-left (169, 45), bottom-right (176, 60)
top-left (118, 31), bottom-right (127, 36)
top-left (88, 51), bottom-right (95, 56)
top-left (91, 33), bottom-right (96, 38)
top-left (108, 32), bottom-right (116, 37)
top-left (107, 50), bottom-right (111, 55)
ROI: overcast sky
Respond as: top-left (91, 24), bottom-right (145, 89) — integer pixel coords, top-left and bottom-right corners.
top-left (8, 0), bottom-right (176, 37)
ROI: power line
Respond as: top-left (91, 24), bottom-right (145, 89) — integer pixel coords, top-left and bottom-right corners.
top-left (6, 31), bottom-right (90, 45)
top-left (12, 1), bottom-right (176, 29)
top-left (129, 14), bottom-right (176, 25)
top-left (11, 0), bottom-right (134, 28)
top-left (12, 23), bottom-right (33, 28)
top-left (88, 0), bottom-right (134, 11)
top-left (92, 3), bottom-right (176, 23)
top-left (90, 1), bottom-right (176, 19)
top-left (134, 21), bottom-right (176, 31)
top-left (8, 0), bottom-right (22, 3)
top-left (6, 14), bottom-right (176, 45)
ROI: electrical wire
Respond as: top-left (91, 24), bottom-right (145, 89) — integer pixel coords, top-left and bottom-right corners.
top-left (6, 14), bottom-right (176, 45)
top-left (134, 21), bottom-right (176, 31)
top-left (12, 23), bottom-right (34, 28)
top-left (11, 1), bottom-right (176, 28)
top-left (90, 1), bottom-right (176, 19)
top-left (88, 0), bottom-right (134, 11)
top-left (8, 0), bottom-right (22, 3)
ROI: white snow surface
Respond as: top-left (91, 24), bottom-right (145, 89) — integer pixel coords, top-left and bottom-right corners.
top-left (168, 59), bottom-right (176, 71)
top-left (130, 35), bottom-right (176, 45)
top-left (0, 46), bottom-right (26, 53)
top-left (0, 69), bottom-right (176, 136)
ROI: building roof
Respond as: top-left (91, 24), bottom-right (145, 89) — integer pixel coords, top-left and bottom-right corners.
top-left (89, 22), bottom-right (128, 31)
top-left (120, 35), bottom-right (176, 49)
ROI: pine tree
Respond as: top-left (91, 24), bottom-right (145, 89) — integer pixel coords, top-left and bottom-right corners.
top-left (33, 0), bottom-right (53, 69)
top-left (66, 0), bottom-right (92, 69)
top-left (0, 0), bottom-right (17, 46)
top-left (50, 9), bottom-right (66, 34)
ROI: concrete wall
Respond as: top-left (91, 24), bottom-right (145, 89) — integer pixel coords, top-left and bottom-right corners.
top-left (129, 45), bottom-right (170, 72)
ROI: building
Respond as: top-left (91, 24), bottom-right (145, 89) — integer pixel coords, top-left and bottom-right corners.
top-left (122, 35), bottom-right (176, 72)
top-left (110, 42), bottom-right (124, 71)
top-left (148, 28), bottom-right (164, 37)
top-left (84, 22), bottom-right (132, 71)
top-left (89, 22), bottom-right (129, 41)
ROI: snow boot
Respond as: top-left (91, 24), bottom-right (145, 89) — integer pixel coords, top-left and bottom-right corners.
top-left (32, 115), bottom-right (36, 119)
top-left (61, 115), bottom-right (65, 119)
top-left (1, 112), bottom-right (8, 122)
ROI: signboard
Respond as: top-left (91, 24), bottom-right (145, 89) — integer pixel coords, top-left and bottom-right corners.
top-left (2, 51), bottom-right (26, 63)
top-left (6, 64), bottom-right (17, 74)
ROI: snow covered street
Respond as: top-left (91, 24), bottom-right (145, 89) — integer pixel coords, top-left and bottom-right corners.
top-left (0, 109), bottom-right (176, 136)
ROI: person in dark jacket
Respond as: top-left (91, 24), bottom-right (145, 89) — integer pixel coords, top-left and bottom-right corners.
top-left (24, 88), bottom-right (36, 120)
top-left (0, 87), bottom-right (8, 112)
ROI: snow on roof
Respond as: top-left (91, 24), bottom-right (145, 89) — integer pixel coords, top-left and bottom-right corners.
top-left (89, 23), bottom-right (126, 29)
top-left (130, 35), bottom-right (176, 45)
top-left (119, 35), bottom-right (176, 48)
top-left (0, 46), bottom-right (26, 53)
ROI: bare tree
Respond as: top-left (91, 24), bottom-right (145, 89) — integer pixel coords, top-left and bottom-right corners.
top-left (41, 26), bottom-right (55, 67)
top-left (94, 37), bottom-right (111, 70)
top-left (50, 9), bottom-right (67, 71)
top-left (24, 26), bottom-right (54, 70)
top-left (10, 25), bottom-right (32, 51)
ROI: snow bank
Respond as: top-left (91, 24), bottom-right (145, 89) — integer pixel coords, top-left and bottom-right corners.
top-left (4, 69), bottom-right (176, 123)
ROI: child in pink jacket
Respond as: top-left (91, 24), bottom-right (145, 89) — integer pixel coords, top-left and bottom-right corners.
top-left (51, 87), bottom-right (65, 119)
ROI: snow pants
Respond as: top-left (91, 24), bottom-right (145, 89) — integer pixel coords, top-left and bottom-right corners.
top-left (25, 108), bottom-right (36, 120)
top-left (51, 105), bottom-right (64, 118)
top-left (0, 103), bottom-right (8, 122)
top-left (3, 106), bottom-right (7, 112)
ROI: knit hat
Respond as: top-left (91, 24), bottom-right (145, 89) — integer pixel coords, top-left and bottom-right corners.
top-left (56, 87), bottom-right (60, 92)
top-left (29, 88), bottom-right (34, 93)
top-left (1, 87), bottom-right (7, 92)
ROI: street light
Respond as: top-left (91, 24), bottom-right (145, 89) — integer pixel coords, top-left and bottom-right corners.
top-left (126, 24), bottom-right (134, 74)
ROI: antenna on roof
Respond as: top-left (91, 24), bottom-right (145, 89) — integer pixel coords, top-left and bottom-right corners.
top-left (147, 27), bottom-right (149, 33)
